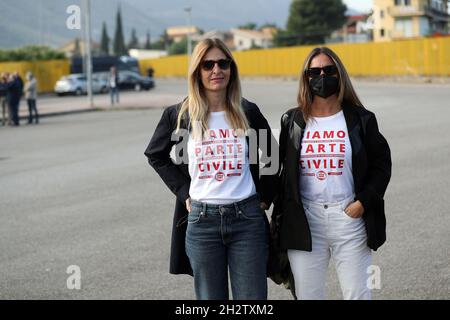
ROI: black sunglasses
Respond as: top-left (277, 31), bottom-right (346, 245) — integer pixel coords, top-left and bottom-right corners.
top-left (201, 59), bottom-right (232, 71)
top-left (306, 65), bottom-right (338, 78)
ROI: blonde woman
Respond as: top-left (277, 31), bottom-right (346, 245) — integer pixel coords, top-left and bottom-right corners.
top-left (272, 47), bottom-right (391, 299)
top-left (144, 38), bottom-right (276, 300)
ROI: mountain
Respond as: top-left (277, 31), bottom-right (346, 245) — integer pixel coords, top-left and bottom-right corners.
top-left (0, 0), bottom-right (292, 49)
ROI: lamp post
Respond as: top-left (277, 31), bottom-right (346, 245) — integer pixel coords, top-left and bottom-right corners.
top-left (184, 7), bottom-right (192, 62)
top-left (83, 0), bottom-right (93, 107)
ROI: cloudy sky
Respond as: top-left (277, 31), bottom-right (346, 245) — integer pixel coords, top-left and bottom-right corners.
top-left (344, 0), bottom-right (372, 13)
top-left (0, 0), bottom-right (376, 49)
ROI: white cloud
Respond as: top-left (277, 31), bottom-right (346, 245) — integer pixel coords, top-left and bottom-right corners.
top-left (343, 0), bottom-right (373, 13)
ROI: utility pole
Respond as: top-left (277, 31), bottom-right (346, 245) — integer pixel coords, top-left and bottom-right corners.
top-left (184, 7), bottom-right (192, 63)
top-left (344, 24), bottom-right (348, 43)
top-left (84, 0), bottom-right (94, 107)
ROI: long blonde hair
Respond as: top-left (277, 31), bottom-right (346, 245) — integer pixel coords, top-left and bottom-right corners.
top-left (176, 38), bottom-right (249, 139)
top-left (298, 47), bottom-right (363, 121)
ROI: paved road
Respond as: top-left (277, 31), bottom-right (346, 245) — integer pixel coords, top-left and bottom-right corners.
top-left (3, 83), bottom-right (186, 121)
top-left (0, 79), bottom-right (449, 299)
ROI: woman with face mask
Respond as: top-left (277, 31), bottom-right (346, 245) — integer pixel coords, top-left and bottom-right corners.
top-left (271, 47), bottom-right (392, 300)
top-left (144, 38), bottom-right (276, 300)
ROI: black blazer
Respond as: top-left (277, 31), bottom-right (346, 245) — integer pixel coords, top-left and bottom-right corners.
top-left (144, 98), bottom-right (277, 275)
top-left (273, 103), bottom-right (392, 251)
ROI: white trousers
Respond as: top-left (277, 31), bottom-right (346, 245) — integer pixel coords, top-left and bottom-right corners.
top-left (288, 195), bottom-right (372, 300)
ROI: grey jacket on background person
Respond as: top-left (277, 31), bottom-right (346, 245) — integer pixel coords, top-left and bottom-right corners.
top-left (24, 76), bottom-right (37, 100)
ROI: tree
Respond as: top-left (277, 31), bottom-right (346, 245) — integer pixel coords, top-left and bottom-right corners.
top-left (144, 31), bottom-right (151, 49)
top-left (100, 22), bottom-right (110, 55)
top-left (280, 0), bottom-right (347, 46)
top-left (73, 37), bottom-right (81, 57)
top-left (273, 30), bottom-right (298, 47)
top-left (128, 28), bottom-right (139, 49)
top-left (113, 6), bottom-right (127, 55)
top-left (168, 38), bottom-right (197, 55)
top-left (168, 38), bottom-right (188, 55)
top-left (259, 23), bottom-right (278, 30)
top-left (0, 46), bottom-right (65, 62)
top-left (250, 43), bottom-right (263, 50)
top-left (237, 22), bottom-right (257, 30)
top-left (148, 32), bottom-right (169, 50)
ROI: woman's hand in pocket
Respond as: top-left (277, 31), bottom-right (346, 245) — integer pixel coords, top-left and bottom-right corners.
top-left (344, 200), bottom-right (364, 218)
top-left (260, 202), bottom-right (269, 211)
top-left (186, 197), bottom-right (192, 213)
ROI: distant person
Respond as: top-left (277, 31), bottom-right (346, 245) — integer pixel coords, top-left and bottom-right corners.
top-left (272, 47), bottom-right (392, 300)
top-left (0, 73), bottom-right (10, 126)
top-left (5, 73), bottom-right (23, 126)
top-left (14, 71), bottom-right (24, 95)
top-left (24, 71), bottom-right (39, 124)
top-left (109, 66), bottom-right (119, 106)
top-left (147, 66), bottom-right (154, 78)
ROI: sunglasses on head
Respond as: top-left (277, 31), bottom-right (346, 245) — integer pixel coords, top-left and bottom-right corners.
top-left (306, 65), bottom-right (338, 78)
top-left (201, 59), bottom-right (232, 71)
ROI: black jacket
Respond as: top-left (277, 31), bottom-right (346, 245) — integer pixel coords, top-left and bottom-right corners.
top-left (144, 98), bottom-right (277, 275)
top-left (4, 78), bottom-right (22, 105)
top-left (273, 103), bottom-right (391, 251)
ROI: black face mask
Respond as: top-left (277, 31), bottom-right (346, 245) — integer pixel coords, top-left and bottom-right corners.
top-left (309, 75), bottom-right (339, 99)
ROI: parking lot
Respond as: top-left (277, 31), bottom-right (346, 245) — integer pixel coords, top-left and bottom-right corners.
top-left (0, 78), bottom-right (449, 299)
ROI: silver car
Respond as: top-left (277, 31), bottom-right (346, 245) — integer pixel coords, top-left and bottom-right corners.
top-left (54, 74), bottom-right (108, 96)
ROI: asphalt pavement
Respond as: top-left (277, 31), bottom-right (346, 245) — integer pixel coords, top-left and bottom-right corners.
top-left (0, 78), bottom-right (449, 299)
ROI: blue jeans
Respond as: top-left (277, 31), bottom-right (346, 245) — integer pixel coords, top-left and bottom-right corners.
top-left (185, 194), bottom-right (269, 300)
top-left (110, 87), bottom-right (119, 105)
top-left (27, 99), bottom-right (39, 123)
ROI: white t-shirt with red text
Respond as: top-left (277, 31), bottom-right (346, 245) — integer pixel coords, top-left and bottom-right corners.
top-left (187, 111), bottom-right (256, 204)
top-left (299, 110), bottom-right (354, 203)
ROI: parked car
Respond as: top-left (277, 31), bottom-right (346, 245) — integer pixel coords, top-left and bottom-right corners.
top-left (117, 71), bottom-right (155, 91)
top-left (54, 74), bottom-right (108, 96)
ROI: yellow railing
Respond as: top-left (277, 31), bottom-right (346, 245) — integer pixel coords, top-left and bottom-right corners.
top-left (0, 38), bottom-right (448, 93)
top-left (140, 37), bottom-right (450, 77)
top-left (0, 59), bottom-right (70, 93)
top-left (139, 55), bottom-right (189, 77)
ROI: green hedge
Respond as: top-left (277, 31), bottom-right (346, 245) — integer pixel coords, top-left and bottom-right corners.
top-left (0, 46), bottom-right (66, 62)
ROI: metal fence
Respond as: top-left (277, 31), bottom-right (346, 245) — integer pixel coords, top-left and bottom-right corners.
top-left (140, 37), bottom-right (450, 78)
top-left (0, 38), bottom-right (448, 93)
top-left (0, 59), bottom-right (70, 93)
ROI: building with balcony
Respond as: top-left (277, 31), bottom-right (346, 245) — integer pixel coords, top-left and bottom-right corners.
top-left (192, 30), bottom-right (235, 50)
top-left (373, 0), bottom-right (449, 41)
top-left (330, 12), bottom-right (374, 43)
top-left (230, 28), bottom-right (274, 51)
